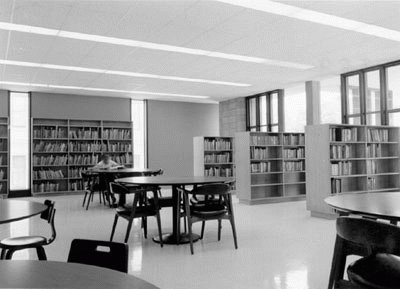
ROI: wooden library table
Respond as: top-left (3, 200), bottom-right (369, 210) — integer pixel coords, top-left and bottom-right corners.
top-left (325, 192), bottom-right (400, 224)
top-left (0, 200), bottom-right (47, 225)
top-left (115, 175), bottom-right (235, 245)
top-left (0, 260), bottom-right (160, 289)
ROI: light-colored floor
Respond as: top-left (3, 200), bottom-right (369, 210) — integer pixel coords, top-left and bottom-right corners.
top-left (0, 193), bottom-right (340, 289)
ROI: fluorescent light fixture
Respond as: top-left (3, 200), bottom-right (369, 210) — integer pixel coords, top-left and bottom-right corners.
top-left (216, 0), bottom-right (400, 42)
top-left (0, 21), bottom-right (313, 70)
top-left (0, 81), bottom-right (210, 99)
top-left (0, 59), bottom-right (250, 87)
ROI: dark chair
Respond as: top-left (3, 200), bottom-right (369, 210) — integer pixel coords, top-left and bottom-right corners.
top-left (82, 171), bottom-right (106, 210)
top-left (67, 239), bottom-right (128, 273)
top-left (179, 183), bottom-right (238, 254)
top-left (109, 183), bottom-right (163, 246)
top-left (329, 217), bottom-right (400, 289)
top-left (0, 200), bottom-right (56, 260)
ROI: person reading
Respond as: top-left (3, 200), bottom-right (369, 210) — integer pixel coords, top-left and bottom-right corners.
top-left (92, 154), bottom-right (121, 170)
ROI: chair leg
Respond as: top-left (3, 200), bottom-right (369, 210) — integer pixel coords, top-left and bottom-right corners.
top-left (201, 221), bottom-right (206, 239)
top-left (229, 216), bottom-right (238, 249)
top-left (36, 246), bottom-right (47, 260)
top-left (124, 219), bottom-right (134, 243)
top-left (110, 215), bottom-right (119, 241)
top-left (142, 217), bottom-right (148, 239)
top-left (187, 217), bottom-right (194, 255)
top-left (183, 216), bottom-right (187, 233)
top-left (0, 249), bottom-right (7, 260)
top-left (155, 211), bottom-right (164, 248)
top-left (328, 236), bottom-right (346, 289)
top-left (82, 191), bottom-right (88, 207)
top-left (5, 249), bottom-right (15, 260)
top-left (99, 191), bottom-right (102, 204)
top-left (218, 219), bottom-right (222, 241)
top-left (86, 191), bottom-right (93, 210)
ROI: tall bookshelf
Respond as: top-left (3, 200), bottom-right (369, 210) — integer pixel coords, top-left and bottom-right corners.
top-left (0, 118), bottom-right (9, 197)
top-left (306, 124), bottom-right (400, 218)
top-left (235, 131), bottom-right (305, 205)
top-left (32, 118), bottom-right (133, 195)
top-left (193, 136), bottom-right (234, 178)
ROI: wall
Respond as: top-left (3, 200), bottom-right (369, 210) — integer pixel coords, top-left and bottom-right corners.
top-left (147, 100), bottom-right (219, 176)
top-left (0, 90), bottom-right (9, 117)
top-left (219, 97), bottom-right (246, 136)
top-left (31, 92), bottom-right (130, 121)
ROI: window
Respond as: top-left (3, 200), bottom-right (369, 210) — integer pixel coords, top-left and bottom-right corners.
top-left (387, 65), bottom-right (400, 126)
top-left (344, 74), bottom-right (362, 125)
top-left (131, 100), bottom-right (147, 168)
top-left (320, 76), bottom-right (341, 124)
top-left (284, 84), bottom-right (306, 132)
top-left (246, 90), bottom-right (281, 131)
top-left (10, 92), bottom-right (30, 191)
top-left (365, 70), bottom-right (381, 125)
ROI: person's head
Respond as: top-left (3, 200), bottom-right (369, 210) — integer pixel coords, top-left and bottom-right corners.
top-left (101, 154), bottom-right (111, 164)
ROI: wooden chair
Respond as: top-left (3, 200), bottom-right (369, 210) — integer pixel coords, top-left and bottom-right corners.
top-left (0, 200), bottom-right (56, 260)
top-left (179, 183), bottom-right (238, 254)
top-left (82, 171), bottom-right (106, 210)
top-left (329, 217), bottom-right (400, 289)
top-left (67, 239), bottom-right (128, 273)
top-left (109, 183), bottom-right (163, 246)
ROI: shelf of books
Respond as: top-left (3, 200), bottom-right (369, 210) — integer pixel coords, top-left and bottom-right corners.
top-left (305, 124), bottom-right (400, 218)
top-left (234, 131), bottom-right (305, 205)
top-left (193, 136), bottom-right (234, 178)
top-left (31, 118), bottom-right (133, 195)
top-left (0, 118), bottom-right (9, 197)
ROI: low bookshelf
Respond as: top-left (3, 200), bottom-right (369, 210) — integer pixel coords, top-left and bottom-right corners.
top-left (235, 131), bottom-right (305, 205)
top-left (305, 124), bottom-right (400, 218)
top-left (193, 136), bottom-right (234, 178)
top-left (0, 118), bottom-right (8, 197)
top-left (31, 118), bottom-right (133, 195)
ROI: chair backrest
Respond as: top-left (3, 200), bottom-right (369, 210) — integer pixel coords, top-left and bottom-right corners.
top-left (336, 217), bottom-right (400, 255)
top-left (41, 200), bottom-right (56, 244)
top-left (67, 239), bottom-right (129, 273)
top-left (190, 183), bottom-right (230, 196)
top-left (109, 182), bottom-right (131, 195)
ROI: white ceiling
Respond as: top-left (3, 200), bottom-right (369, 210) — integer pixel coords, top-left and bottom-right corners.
top-left (0, 0), bottom-right (400, 103)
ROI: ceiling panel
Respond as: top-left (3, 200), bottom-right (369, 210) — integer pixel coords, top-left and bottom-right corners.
top-left (31, 68), bottom-right (71, 84)
top-left (0, 0), bottom-right (14, 22)
top-left (1, 65), bottom-right (37, 83)
top-left (5, 33), bottom-right (54, 62)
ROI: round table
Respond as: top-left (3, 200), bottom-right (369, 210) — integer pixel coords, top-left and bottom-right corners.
top-left (0, 200), bottom-right (47, 225)
top-left (325, 192), bottom-right (400, 224)
top-left (0, 260), bottom-right (159, 289)
top-left (115, 175), bottom-right (235, 245)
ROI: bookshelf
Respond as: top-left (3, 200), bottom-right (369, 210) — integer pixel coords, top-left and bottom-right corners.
top-left (32, 118), bottom-right (133, 195)
top-left (235, 131), bottom-right (305, 205)
top-left (306, 124), bottom-right (400, 218)
top-left (0, 118), bottom-right (9, 196)
top-left (193, 136), bottom-right (234, 178)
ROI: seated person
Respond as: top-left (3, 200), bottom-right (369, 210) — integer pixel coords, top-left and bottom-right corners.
top-left (92, 154), bottom-right (121, 170)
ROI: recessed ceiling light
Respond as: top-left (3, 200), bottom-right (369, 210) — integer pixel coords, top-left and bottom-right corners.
top-left (0, 59), bottom-right (250, 87)
top-left (0, 81), bottom-right (211, 99)
top-left (0, 21), bottom-right (313, 70)
top-left (216, 0), bottom-right (400, 42)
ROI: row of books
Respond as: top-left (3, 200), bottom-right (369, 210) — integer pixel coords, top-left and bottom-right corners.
top-left (112, 154), bottom-right (133, 164)
top-left (331, 178), bottom-right (342, 194)
top-left (69, 168), bottom-right (84, 178)
top-left (0, 183), bottom-right (3, 194)
top-left (0, 126), bottom-right (7, 138)
top-left (33, 155), bottom-right (68, 166)
top-left (366, 160), bottom-right (377, 175)
top-left (33, 128), bottom-right (67, 139)
top-left (0, 155), bottom-right (4, 165)
top-left (33, 182), bottom-right (61, 193)
top-left (34, 142), bottom-right (67, 152)
top-left (368, 129), bottom-right (389, 142)
top-left (283, 134), bottom-right (305, 146)
top-left (331, 161), bottom-right (353, 176)
top-left (69, 155), bottom-right (98, 165)
top-left (250, 135), bottom-right (280, 146)
top-left (33, 169), bottom-right (65, 180)
top-left (0, 169), bottom-right (5, 180)
top-left (250, 147), bottom-right (270, 160)
top-left (251, 162), bottom-right (272, 173)
top-left (367, 144), bottom-right (382, 158)
top-left (330, 145), bottom-right (351, 159)
top-left (204, 152), bottom-right (231, 164)
top-left (367, 177), bottom-right (377, 190)
top-left (204, 167), bottom-right (233, 177)
top-left (103, 129), bottom-right (131, 140)
top-left (69, 129), bottom-right (99, 139)
top-left (70, 181), bottom-right (86, 191)
top-left (283, 148), bottom-right (304, 159)
top-left (107, 143), bottom-right (132, 152)
top-left (330, 128), bottom-right (358, 142)
top-left (69, 142), bottom-right (106, 152)
top-left (0, 140), bottom-right (7, 151)
top-left (204, 139), bottom-right (232, 151)
top-left (283, 161), bottom-right (304, 172)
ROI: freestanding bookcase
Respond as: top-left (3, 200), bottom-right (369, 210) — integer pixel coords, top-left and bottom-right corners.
top-left (235, 131), bottom-right (305, 205)
top-left (31, 118), bottom-right (133, 195)
top-left (0, 118), bottom-right (9, 197)
top-left (306, 124), bottom-right (400, 218)
top-left (193, 136), bottom-right (234, 177)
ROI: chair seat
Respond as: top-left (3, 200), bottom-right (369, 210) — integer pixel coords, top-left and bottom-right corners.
top-left (348, 253), bottom-right (400, 289)
top-left (191, 203), bottom-right (227, 217)
top-left (116, 206), bottom-right (157, 218)
top-left (0, 236), bottom-right (46, 247)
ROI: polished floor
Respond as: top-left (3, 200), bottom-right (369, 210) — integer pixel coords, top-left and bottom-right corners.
top-left (0, 193), bottom-right (341, 289)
